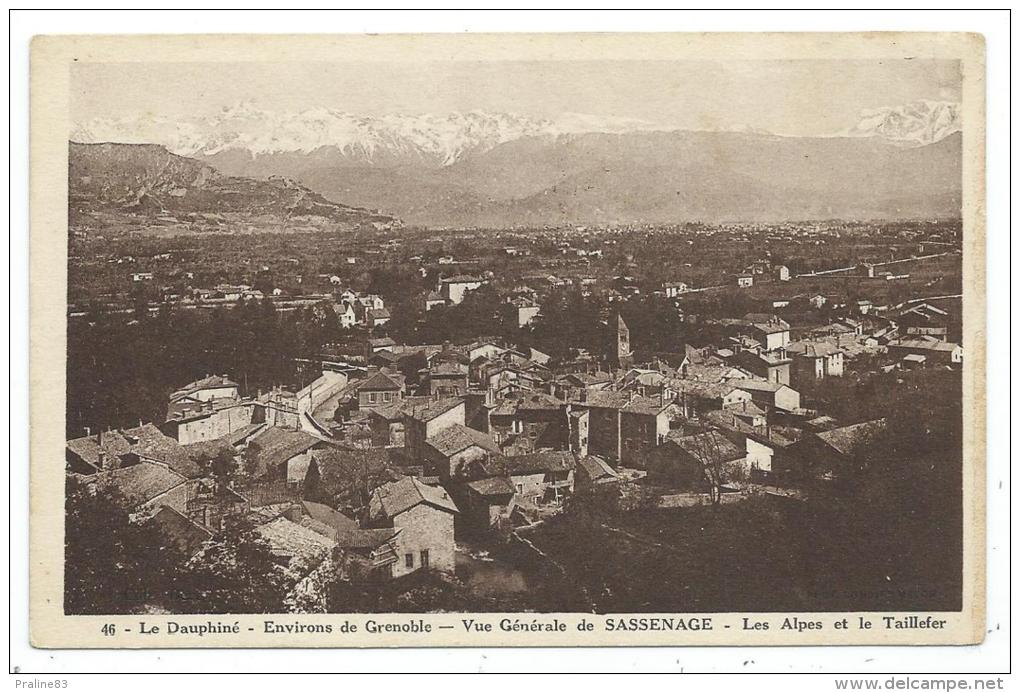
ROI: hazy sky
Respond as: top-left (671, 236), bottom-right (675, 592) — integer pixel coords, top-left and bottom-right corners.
top-left (72, 59), bottom-right (961, 135)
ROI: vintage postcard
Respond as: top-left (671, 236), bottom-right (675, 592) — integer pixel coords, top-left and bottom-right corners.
top-left (30, 32), bottom-right (986, 648)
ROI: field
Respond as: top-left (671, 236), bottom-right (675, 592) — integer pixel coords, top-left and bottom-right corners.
top-left (68, 220), bottom-right (962, 312)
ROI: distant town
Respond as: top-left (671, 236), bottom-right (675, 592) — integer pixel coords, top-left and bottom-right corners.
top-left (65, 217), bottom-right (964, 615)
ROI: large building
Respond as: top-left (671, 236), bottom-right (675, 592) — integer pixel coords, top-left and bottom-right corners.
top-left (439, 275), bottom-right (486, 305)
top-left (578, 391), bottom-right (680, 467)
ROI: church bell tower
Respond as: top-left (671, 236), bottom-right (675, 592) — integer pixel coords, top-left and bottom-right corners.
top-left (616, 313), bottom-right (633, 370)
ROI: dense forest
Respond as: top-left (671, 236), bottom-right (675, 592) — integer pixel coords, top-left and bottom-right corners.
top-left (68, 299), bottom-right (334, 437)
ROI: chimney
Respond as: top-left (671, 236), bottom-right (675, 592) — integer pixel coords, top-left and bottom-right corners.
top-left (97, 428), bottom-right (103, 445)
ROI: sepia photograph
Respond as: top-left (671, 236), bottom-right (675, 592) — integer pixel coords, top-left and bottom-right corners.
top-left (60, 51), bottom-right (972, 615)
top-left (25, 27), bottom-right (990, 655)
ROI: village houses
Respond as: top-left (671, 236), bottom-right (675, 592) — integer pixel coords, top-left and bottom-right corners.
top-left (365, 476), bottom-right (459, 576)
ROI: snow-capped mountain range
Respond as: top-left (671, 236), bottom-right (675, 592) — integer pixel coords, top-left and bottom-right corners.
top-left (844, 100), bottom-right (961, 146)
top-left (71, 100), bottom-right (961, 167)
top-left (72, 103), bottom-right (671, 167)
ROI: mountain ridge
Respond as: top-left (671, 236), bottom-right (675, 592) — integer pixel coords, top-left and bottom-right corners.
top-left (844, 100), bottom-right (961, 146)
top-left (72, 100), bottom-right (961, 169)
top-left (69, 101), bottom-right (963, 228)
top-left (68, 141), bottom-right (398, 229)
top-left (291, 130), bottom-right (963, 226)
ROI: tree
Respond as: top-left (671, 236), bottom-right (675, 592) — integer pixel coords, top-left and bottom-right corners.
top-left (416, 283), bottom-right (507, 345)
top-left (528, 287), bottom-right (611, 363)
top-left (195, 447), bottom-right (240, 490)
top-left (176, 517), bottom-right (291, 613)
top-left (240, 441), bottom-right (263, 479)
top-left (64, 477), bottom-right (185, 614)
top-left (685, 428), bottom-right (744, 505)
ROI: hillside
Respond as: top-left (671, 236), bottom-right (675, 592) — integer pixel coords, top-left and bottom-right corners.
top-left (292, 130), bottom-right (962, 226)
top-left (68, 142), bottom-right (398, 229)
top-left (70, 103), bottom-right (963, 227)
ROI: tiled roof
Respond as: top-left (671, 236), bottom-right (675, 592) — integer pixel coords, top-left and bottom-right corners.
top-left (426, 424), bottom-right (500, 457)
top-left (744, 313), bottom-right (790, 332)
top-left (246, 502), bottom-right (295, 525)
top-left (95, 461), bottom-right (189, 508)
top-left (667, 430), bottom-right (744, 465)
top-left (226, 422), bottom-right (267, 446)
top-left (728, 378), bottom-right (785, 393)
top-left (256, 517), bottom-right (336, 565)
top-left (678, 363), bottom-right (736, 382)
top-left (888, 338), bottom-right (961, 353)
top-left (582, 391), bottom-right (635, 410)
top-left (369, 476), bottom-right (459, 520)
top-left (466, 476), bottom-right (516, 497)
top-left (491, 451), bottom-right (575, 476)
top-left (150, 506), bottom-right (212, 556)
top-left (566, 371), bottom-right (613, 386)
top-left (334, 527), bottom-right (401, 549)
top-left (489, 400), bottom-right (518, 417)
top-left (622, 395), bottom-right (676, 416)
top-left (67, 423), bottom-right (201, 478)
top-left (402, 396), bottom-right (464, 422)
top-left (248, 427), bottom-right (325, 476)
top-left (577, 455), bottom-right (618, 482)
top-left (358, 371), bottom-right (404, 392)
top-left (702, 410), bottom-right (797, 447)
top-left (490, 392), bottom-right (565, 417)
top-left (369, 403), bottom-right (404, 421)
top-left (728, 350), bottom-right (791, 371)
top-left (298, 515), bottom-right (340, 539)
top-left (672, 380), bottom-right (747, 401)
top-left (170, 375), bottom-right (238, 402)
top-left (788, 340), bottom-right (842, 358)
top-left (301, 500), bottom-right (359, 533)
top-left (516, 391), bottom-right (566, 410)
top-left (66, 431), bottom-right (133, 469)
top-left (724, 399), bottom-right (767, 417)
top-left (816, 419), bottom-right (888, 457)
top-left (182, 438), bottom-right (235, 464)
top-left (805, 415), bottom-right (840, 431)
top-left (369, 349), bottom-right (400, 363)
